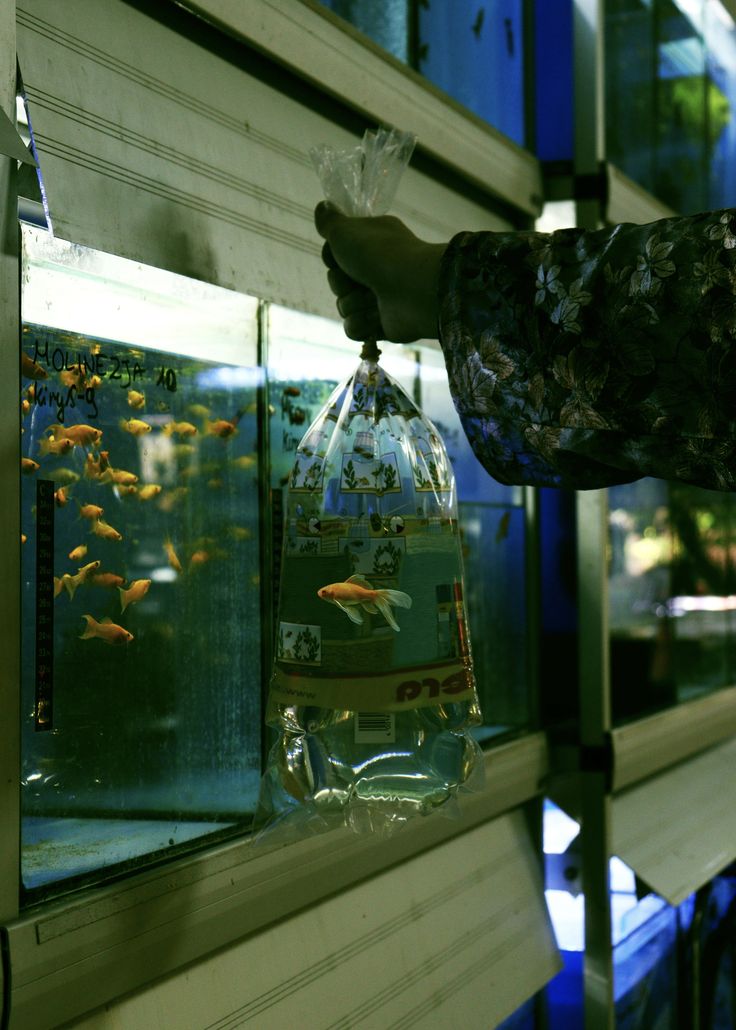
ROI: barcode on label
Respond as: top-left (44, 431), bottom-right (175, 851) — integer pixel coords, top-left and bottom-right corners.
top-left (354, 711), bottom-right (396, 743)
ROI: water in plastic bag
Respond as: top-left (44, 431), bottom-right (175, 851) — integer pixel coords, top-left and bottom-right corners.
top-left (257, 355), bottom-right (483, 836)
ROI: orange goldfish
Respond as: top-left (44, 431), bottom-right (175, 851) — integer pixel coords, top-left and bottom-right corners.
top-left (206, 419), bottom-right (237, 439)
top-left (53, 575), bottom-right (64, 597)
top-left (79, 614), bottom-right (133, 646)
top-left (137, 484), bottom-right (162, 501)
top-left (189, 550), bottom-right (212, 568)
top-left (49, 468), bottom-right (79, 486)
top-left (21, 353), bottom-right (48, 380)
top-left (187, 403), bottom-right (210, 418)
top-left (120, 418), bottom-right (152, 436)
top-left (68, 544), bottom-right (88, 561)
top-left (109, 469), bottom-right (138, 486)
top-left (48, 423), bottom-right (102, 447)
top-left (21, 533), bottom-right (27, 545)
top-left (62, 559), bottom-right (102, 599)
top-left (21, 399), bottom-right (31, 416)
top-left (78, 503), bottom-right (104, 520)
top-left (21, 458), bottom-right (39, 475)
top-left (59, 368), bottom-right (83, 389)
top-left (127, 389), bottom-right (145, 409)
top-left (317, 574), bottom-right (412, 632)
top-left (39, 435), bottom-right (74, 457)
top-left (163, 420), bottom-right (198, 437)
top-left (92, 519), bottom-right (122, 542)
top-left (88, 572), bottom-right (125, 589)
top-left (115, 484), bottom-right (138, 497)
top-left (84, 451), bottom-right (110, 479)
top-left (54, 486), bottom-right (70, 507)
top-left (118, 578), bottom-right (151, 612)
top-left (230, 454), bottom-right (257, 470)
top-left (163, 536), bottom-right (183, 573)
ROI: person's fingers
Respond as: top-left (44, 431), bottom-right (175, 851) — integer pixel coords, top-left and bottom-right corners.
top-left (336, 285), bottom-right (374, 319)
top-left (321, 241), bottom-right (339, 270)
top-left (344, 307), bottom-right (383, 342)
top-left (327, 267), bottom-right (356, 297)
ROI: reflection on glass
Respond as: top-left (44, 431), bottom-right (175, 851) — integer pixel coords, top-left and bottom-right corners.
top-left (606, 0), bottom-right (736, 213)
top-left (266, 315), bottom-right (533, 741)
top-left (608, 478), bottom-right (735, 724)
top-left (20, 227), bottom-right (262, 895)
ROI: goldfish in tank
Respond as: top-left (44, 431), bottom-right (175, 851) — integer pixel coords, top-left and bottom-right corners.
top-left (206, 418), bottom-right (238, 439)
top-left (163, 420), bottom-right (198, 438)
top-left (68, 544), bottom-right (88, 561)
top-left (62, 559), bottom-right (102, 599)
top-left (91, 519), bottom-right (123, 542)
top-left (39, 435), bottom-right (74, 458)
top-left (187, 403), bottom-right (210, 418)
top-left (163, 536), bottom-right (183, 573)
top-left (317, 574), bottom-right (412, 632)
top-left (120, 418), bottom-right (152, 436)
top-left (48, 423), bottom-right (102, 447)
top-left (137, 484), bottom-right (162, 501)
top-left (21, 458), bottom-right (39, 475)
top-left (84, 451), bottom-right (110, 479)
top-left (88, 571), bottom-right (125, 589)
top-left (118, 578), bottom-right (151, 613)
top-left (78, 502), bottom-right (104, 520)
top-left (54, 486), bottom-right (70, 507)
top-left (79, 614), bottom-right (134, 645)
top-left (22, 353), bottom-right (48, 380)
top-left (127, 389), bottom-right (145, 409)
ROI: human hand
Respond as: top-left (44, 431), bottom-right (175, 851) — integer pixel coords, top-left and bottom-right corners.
top-left (314, 202), bottom-right (447, 343)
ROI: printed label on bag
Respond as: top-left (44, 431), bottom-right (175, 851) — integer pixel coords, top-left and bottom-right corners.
top-left (270, 658), bottom-right (474, 711)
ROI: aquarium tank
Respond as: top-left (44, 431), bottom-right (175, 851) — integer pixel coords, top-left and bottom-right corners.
top-left (20, 226), bottom-right (262, 895)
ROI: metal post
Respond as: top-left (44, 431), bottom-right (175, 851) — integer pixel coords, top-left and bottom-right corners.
top-left (0, 5), bottom-right (20, 931)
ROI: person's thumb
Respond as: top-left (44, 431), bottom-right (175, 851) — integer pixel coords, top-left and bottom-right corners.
top-left (314, 200), bottom-right (344, 239)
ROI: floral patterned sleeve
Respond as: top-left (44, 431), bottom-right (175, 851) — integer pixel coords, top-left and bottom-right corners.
top-left (437, 209), bottom-right (736, 490)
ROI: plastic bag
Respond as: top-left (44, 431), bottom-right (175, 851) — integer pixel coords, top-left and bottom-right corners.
top-left (255, 128), bottom-right (483, 839)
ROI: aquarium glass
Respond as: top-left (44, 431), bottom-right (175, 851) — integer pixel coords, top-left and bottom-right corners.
top-left (20, 226), bottom-right (262, 895)
top-left (606, 0), bottom-right (736, 213)
top-left (315, 0), bottom-right (527, 147)
top-left (607, 478), bottom-right (736, 725)
top-left (266, 313), bottom-right (533, 742)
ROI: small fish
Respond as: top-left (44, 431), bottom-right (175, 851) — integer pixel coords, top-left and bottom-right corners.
top-left (85, 375), bottom-right (103, 390)
top-left (68, 544), bottom-right (88, 561)
top-left (84, 451), bottom-right (111, 479)
top-left (137, 483), bottom-right (162, 501)
top-left (54, 486), bottom-right (70, 507)
top-left (317, 574), bottom-right (412, 632)
top-left (118, 578), bottom-right (151, 612)
top-left (189, 549), bottom-right (212, 568)
top-left (109, 469), bottom-right (138, 486)
top-left (21, 533), bottom-right (27, 545)
top-left (88, 571), bottom-right (125, 589)
top-left (48, 423), bottom-right (102, 447)
top-left (120, 418), bottom-right (152, 436)
top-left (59, 368), bottom-right (83, 389)
top-left (48, 468), bottom-right (80, 486)
top-left (163, 420), bottom-right (198, 438)
top-left (157, 486), bottom-right (189, 512)
top-left (206, 419), bottom-right (238, 439)
top-left (62, 559), bottom-right (102, 599)
top-left (207, 477), bottom-right (224, 490)
top-left (495, 511), bottom-right (511, 544)
top-left (187, 403), bottom-right (210, 418)
top-left (21, 458), bottom-right (39, 475)
top-left (39, 435), bottom-right (75, 458)
top-left (79, 614), bottom-right (133, 646)
top-left (91, 519), bottom-right (122, 542)
top-left (230, 454), bottom-right (257, 470)
top-left (228, 525), bottom-right (253, 541)
top-left (127, 389), bottom-right (146, 409)
top-left (21, 353), bottom-right (48, 380)
top-left (53, 575), bottom-right (64, 597)
top-left (78, 502), bottom-right (104, 520)
top-left (21, 399), bottom-right (31, 416)
top-left (173, 443), bottom-right (196, 459)
top-left (115, 484), bottom-right (138, 497)
top-left (283, 385), bottom-right (301, 397)
top-left (163, 536), bottom-right (183, 573)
